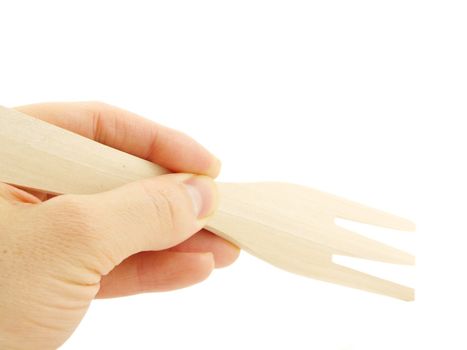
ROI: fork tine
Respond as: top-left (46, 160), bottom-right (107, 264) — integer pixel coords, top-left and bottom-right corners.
top-left (266, 183), bottom-right (416, 231)
top-left (325, 226), bottom-right (415, 265)
top-left (321, 262), bottom-right (415, 301)
top-left (288, 258), bottom-right (414, 301)
top-left (331, 198), bottom-right (416, 231)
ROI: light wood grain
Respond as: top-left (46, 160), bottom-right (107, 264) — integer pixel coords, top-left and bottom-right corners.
top-left (0, 106), bottom-right (415, 300)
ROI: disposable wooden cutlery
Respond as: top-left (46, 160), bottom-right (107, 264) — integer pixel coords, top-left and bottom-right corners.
top-left (0, 106), bottom-right (415, 301)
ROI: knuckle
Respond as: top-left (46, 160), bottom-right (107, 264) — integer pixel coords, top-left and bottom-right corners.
top-left (84, 100), bottom-right (109, 110)
top-left (77, 100), bottom-right (109, 119)
top-left (80, 101), bottom-right (115, 142)
top-left (140, 181), bottom-right (179, 235)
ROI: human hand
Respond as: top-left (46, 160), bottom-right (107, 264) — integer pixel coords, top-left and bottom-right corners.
top-left (0, 102), bottom-right (239, 349)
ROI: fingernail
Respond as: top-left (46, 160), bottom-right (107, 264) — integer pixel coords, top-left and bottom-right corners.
top-left (184, 176), bottom-right (218, 219)
top-left (200, 252), bottom-right (216, 269)
top-left (209, 155), bottom-right (222, 178)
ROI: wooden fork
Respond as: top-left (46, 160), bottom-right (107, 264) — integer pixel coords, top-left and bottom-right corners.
top-left (0, 106), bottom-right (415, 300)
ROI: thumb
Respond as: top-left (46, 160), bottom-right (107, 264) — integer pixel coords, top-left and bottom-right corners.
top-left (39, 173), bottom-right (218, 275)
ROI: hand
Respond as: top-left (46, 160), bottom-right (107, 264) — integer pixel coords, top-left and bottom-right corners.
top-left (0, 102), bottom-right (239, 349)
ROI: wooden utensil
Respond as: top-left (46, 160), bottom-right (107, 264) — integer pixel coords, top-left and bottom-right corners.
top-left (0, 106), bottom-right (415, 300)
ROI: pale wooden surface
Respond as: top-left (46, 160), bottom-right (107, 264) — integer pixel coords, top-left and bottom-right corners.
top-left (0, 106), bottom-right (415, 300)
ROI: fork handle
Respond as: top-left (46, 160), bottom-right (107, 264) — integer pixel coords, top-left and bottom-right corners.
top-left (0, 105), bottom-right (170, 195)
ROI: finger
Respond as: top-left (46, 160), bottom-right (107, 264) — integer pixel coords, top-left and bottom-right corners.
top-left (39, 173), bottom-right (218, 276)
top-left (0, 183), bottom-right (42, 204)
top-left (169, 229), bottom-right (240, 268)
top-left (14, 102), bottom-right (221, 177)
top-left (21, 189), bottom-right (48, 201)
top-left (96, 251), bottom-right (214, 298)
top-left (8, 184), bottom-right (52, 202)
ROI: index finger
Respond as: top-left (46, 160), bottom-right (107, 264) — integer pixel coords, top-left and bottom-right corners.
top-left (14, 101), bottom-right (221, 178)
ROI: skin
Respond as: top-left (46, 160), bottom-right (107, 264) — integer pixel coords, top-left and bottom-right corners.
top-left (0, 102), bottom-right (240, 349)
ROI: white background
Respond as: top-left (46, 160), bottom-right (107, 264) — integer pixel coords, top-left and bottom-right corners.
top-left (1, 1), bottom-right (466, 349)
